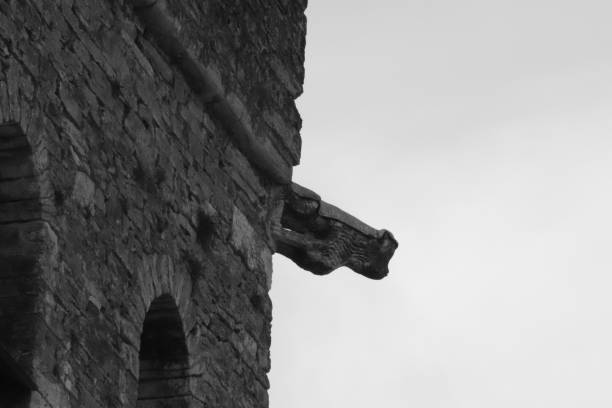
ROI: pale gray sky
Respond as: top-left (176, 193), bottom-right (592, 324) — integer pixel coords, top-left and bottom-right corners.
top-left (270, 1), bottom-right (612, 407)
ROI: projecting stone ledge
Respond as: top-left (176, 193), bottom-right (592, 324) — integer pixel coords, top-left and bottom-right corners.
top-left (273, 183), bottom-right (398, 280)
top-left (129, 0), bottom-right (294, 185)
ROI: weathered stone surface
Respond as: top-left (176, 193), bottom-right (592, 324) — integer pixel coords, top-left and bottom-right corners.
top-left (130, 0), bottom-right (298, 184)
top-left (71, 172), bottom-right (95, 210)
top-left (0, 0), bottom-right (304, 405)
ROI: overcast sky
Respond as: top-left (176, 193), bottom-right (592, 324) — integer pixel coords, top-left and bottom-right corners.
top-left (269, 1), bottom-right (612, 407)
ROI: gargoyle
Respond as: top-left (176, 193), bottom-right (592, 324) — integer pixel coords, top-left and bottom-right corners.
top-left (273, 183), bottom-right (398, 280)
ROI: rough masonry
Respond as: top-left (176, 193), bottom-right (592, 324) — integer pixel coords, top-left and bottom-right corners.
top-left (0, 0), bottom-right (397, 407)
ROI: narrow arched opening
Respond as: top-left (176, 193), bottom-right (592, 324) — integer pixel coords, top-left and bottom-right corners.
top-left (137, 294), bottom-right (191, 407)
top-left (0, 123), bottom-right (40, 407)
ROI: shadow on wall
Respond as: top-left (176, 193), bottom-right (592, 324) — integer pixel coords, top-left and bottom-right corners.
top-left (0, 344), bottom-right (32, 408)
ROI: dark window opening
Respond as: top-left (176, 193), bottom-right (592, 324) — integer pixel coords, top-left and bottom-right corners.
top-left (0, 371), bottom-right (30, 408)
top-left (0, 345), bottom-right (34, 408)
top-left (0, 124), bottom-right (39, 207)
top-left (0, 124), bottom-right (38, 408)
top-left (137, 294), bottom-right (192, 407)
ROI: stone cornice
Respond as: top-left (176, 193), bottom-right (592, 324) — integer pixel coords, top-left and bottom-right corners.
top-left (130, 0), bottom-right (293, 185)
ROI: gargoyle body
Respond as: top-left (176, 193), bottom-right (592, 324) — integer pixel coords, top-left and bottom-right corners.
top-left (274, 183), bottom-right (398, 280)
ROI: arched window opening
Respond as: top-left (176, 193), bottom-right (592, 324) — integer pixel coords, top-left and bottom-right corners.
top-left (0, 124), bottom-right (39, 408)
top-left (137, 294), bottom-right (191, 407)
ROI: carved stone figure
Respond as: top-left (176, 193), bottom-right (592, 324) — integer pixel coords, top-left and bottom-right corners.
top-left (274, 183), bottom-right (398, 280)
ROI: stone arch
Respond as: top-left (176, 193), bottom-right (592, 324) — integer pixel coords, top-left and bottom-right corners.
top-left (137, 294), bottom-right (193, 407)
top-left (0, 123), bottom-right (44, 406)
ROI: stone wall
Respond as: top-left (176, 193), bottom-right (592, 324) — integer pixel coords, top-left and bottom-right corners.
top-left (0, 0), bottom-right (307, 407)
